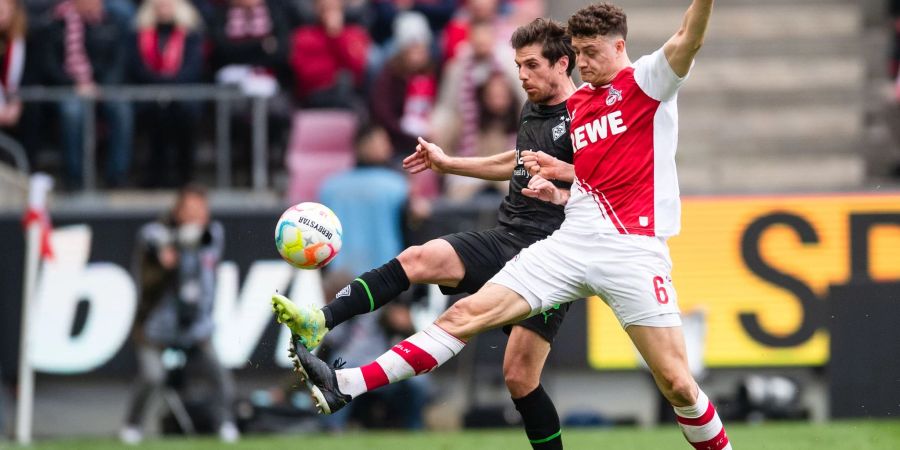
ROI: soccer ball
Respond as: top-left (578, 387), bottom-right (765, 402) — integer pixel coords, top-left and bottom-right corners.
top-left (275, 202), bottom-right (343, 269)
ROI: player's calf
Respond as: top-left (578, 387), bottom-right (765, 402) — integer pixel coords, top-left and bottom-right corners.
top-left (321, 258), bottom-right (410, 329)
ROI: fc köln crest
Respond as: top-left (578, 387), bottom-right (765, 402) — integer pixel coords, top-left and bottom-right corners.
top-left (606, 86), bottom-right (623, 106)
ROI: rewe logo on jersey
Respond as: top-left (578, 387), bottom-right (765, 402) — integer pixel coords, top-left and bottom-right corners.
top-left (571, 111), bottom-right (628, 151)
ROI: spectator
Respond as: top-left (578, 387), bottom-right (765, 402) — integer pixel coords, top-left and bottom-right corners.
top-left (285, 0), bottom-right (369, 28)
top-left (444, 71), bottom-right (520, 201)
top-left (506, 0), bottom-right (545, 27)
top-left (289, 0), bottom-right (370, 109)
top-left (369, 11), bottom-right (435, 159)
top-left (120, 184), bottom-right (239, 444)
top-left (319, 125), bottom-right (408, 275)
top-left (0, 0), bottom-right (26, 129)
top-left (210, 0), bottom-right (292, 184)
top-left (430, 19), bottom-right (521, 158)
top-left (441, 0), bottom-right (511, 62)
top-left (130, 0), bottom-right (204, 188)
top-left (38, 0), bottom-right (134, 188)
top-left (367, 0), bottom-right (456, 46)
top-left (365, 0), bottom-right (456, 79)
top-left (210, 0), bottom-right (289, 77)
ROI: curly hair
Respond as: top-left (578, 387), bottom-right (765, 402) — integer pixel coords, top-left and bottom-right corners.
top-left (567, 3), bottom-right (628, 40)
top-left (510, 18), bottom-right (576, 76)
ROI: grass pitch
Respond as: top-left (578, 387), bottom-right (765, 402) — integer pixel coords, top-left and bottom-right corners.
top-left (21, 420), bottom-right (900, 450)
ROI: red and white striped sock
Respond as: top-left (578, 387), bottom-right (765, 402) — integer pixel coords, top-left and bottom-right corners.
top-left (673, 389), bottom-right (732, 450)
top-left (335, 324), bottom-right (466, 398)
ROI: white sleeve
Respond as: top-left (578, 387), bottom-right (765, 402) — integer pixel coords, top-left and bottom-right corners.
top-left (633, 47), bottom-right (692, 101)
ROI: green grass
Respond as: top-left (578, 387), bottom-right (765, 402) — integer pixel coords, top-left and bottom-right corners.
top-left (17, 420), bottom-right (900, 450)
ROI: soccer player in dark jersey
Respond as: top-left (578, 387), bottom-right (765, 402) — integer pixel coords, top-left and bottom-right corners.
top-left (272, 18), bottom-right (576, 449)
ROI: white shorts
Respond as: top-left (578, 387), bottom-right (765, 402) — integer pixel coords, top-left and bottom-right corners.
top-left (489, 225), bottom-right (682, 328)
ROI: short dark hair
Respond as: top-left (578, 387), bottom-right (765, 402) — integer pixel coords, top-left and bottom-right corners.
top-left (177, 182), bottom-right (207, 200)
top-left (353, 122), bottom-right (383, 149)
top-left (567, 3), bottom-right (628, 41)
top-left (510, 18), bottom-right (575, 76)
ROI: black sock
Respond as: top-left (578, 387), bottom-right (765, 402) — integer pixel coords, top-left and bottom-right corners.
top-left (322, 258), bottom-right (410, 329)
top-left (513, 384), bottom-right (563, 450)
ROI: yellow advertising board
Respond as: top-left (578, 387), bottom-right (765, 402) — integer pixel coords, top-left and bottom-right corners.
top-left (588, 193), bottom-right (900, 369)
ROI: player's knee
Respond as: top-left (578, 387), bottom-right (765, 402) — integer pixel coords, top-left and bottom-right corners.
top-left (503, 363), bottom-right (539, 398)
top-left (397, 246), bottom-right (427, 281)
top-left (660, 370), bottom-right (697, 406)
top-left (437, 301), bottom-right (470, 327)
top-left (435, 300), bottom-right (480, 337)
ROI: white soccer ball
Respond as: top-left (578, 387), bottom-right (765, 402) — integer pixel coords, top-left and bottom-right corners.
top-left (275, 202), bottom-right (343, 269)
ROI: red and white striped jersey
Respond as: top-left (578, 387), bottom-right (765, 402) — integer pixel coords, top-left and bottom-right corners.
top-left (564, 47), bottom-right (689, 238)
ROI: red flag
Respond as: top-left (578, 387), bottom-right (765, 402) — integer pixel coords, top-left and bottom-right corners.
top-left (22, 208), bottom-right (54, 260)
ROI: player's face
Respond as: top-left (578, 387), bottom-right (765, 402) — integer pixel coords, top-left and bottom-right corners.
top-left (515, 44), bottom-right (567, 104)
top-left (571, 35), bottom-right (625, 86)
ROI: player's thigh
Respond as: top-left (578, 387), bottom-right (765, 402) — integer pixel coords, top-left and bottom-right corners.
top-left (397, 238), bottom-right (465, 285)
top-left (626, 324), bottom-right (697, 406)
top-left (588, 236), bottom-right (681, 328)
top-left (436, 283), bottom-right (532, 340)
top-left (503, 326), bottom-right (551, 394)
top-left (489, 229), bottom-right (589, 315)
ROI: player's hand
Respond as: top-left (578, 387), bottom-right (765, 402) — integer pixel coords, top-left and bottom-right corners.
top-left (522, 175), bottom-right (569, 205)
top-left (403, 137), bottom-right (451, 174)
top-left (522, 150), bottom-right (571, 181)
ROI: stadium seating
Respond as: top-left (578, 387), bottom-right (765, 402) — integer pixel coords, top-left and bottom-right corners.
top-left (285, 110), bottom-right (358, 203)
top-left (614, 0), bottom-right (865, 192)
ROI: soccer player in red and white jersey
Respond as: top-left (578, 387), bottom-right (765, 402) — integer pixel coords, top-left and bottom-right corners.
top-left (291, 2), bottom-right (729, 449)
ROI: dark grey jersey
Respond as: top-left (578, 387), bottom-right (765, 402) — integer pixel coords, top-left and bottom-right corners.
top-left (497, 100), bottom-right (573, 238)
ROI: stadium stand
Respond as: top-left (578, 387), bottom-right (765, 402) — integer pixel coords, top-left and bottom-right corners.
top-left (285, 109), bottom-right (358, 203)
top-left (597, 0), bottom-right (867, 193)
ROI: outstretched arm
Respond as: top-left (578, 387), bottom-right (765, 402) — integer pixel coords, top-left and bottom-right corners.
top-left (403, 137), bottom-right (516, 181)
top-left (663, 0), bottom-right (714, 77)
top-left (521, 150), bottom-right (575, 183)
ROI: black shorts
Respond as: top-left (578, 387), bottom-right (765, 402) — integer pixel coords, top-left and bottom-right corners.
top-left (439, 227), bottom-right (570, 343)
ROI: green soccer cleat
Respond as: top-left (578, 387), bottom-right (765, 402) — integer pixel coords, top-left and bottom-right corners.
top-left (271, 293), bottom-right (328, 350)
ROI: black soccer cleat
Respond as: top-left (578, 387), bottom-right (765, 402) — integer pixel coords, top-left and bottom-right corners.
top-left (288, 337), bottom-right (352, 415)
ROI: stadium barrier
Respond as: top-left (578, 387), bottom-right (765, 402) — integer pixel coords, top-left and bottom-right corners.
top-left (18, 85), bottom-right (271, 192)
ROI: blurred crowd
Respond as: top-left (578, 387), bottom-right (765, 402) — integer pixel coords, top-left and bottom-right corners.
top-left (887, 0), bottom-right (900, 178)
top-left (0, 0), bottom-right (544, 192)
